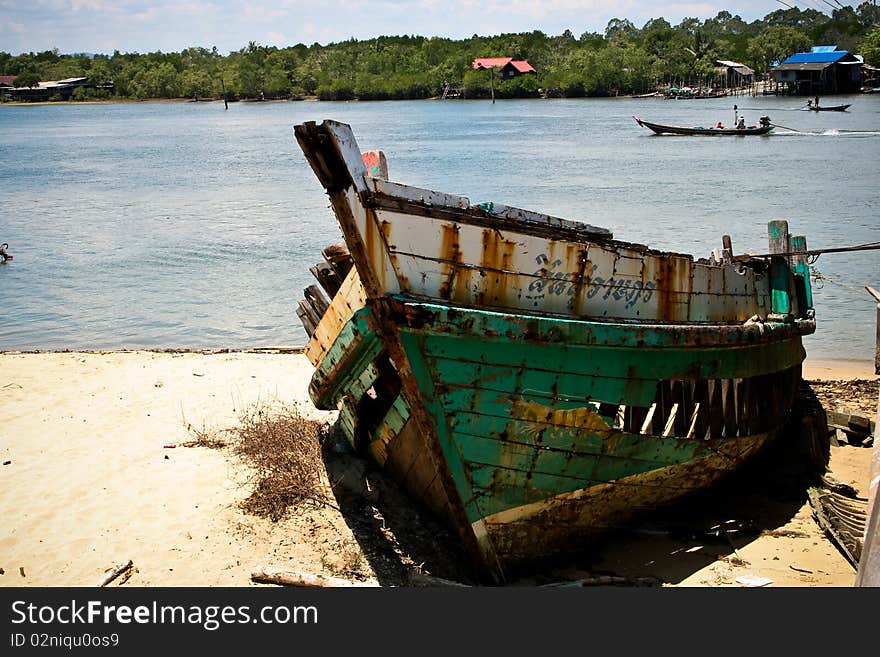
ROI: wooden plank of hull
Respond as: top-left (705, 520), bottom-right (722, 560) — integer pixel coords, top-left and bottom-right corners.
top-left (309, 262), bottom-right (343, 298)
top-left (305, 266), bottom-right (367, 368)
top-left (322, 241), bottom-right (354, 282)
top-left (477, 434), bottom-right (771, 572)
top-left (379, 413), bottom-right (458, 526)
top-left (307, 306), bottom-right (381, 410)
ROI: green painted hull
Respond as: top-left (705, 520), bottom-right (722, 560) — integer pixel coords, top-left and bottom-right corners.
top-left (310, 296), bottom-right (813, 582)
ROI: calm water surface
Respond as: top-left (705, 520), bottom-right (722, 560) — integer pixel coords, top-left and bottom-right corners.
top-left (1, 96), bottom-right (878, 364)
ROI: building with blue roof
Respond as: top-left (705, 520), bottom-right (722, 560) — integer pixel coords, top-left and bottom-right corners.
top-left (771, 46), bottom-right (862, 95)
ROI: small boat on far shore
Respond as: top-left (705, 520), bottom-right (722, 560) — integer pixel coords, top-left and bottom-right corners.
top-left (634, 115), bottom-right (774, 136)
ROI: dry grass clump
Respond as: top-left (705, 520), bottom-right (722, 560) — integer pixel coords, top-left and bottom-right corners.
top-left (229, 402), bottom-right (334, 521)
top-left (182, 423), bottom-right (230, 449)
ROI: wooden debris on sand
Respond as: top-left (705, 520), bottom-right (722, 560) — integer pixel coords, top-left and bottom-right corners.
top-left (251, 567), bottom-right (379, 588)
top-left (808, 476), bottom-right (868, 569)
top-left (98, 560), bottom-right (135, 587)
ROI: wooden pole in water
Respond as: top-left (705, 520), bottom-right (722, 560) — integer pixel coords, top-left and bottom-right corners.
top-left (490, 68), bottom-right (495, 104)
top-left (221, 78), bottom-right (228, 110)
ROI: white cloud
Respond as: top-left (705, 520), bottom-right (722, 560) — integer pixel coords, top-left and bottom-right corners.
top-left (0, 0), bottom-right (811, 55)
top-left (242, 3), bottom-right (289, 20)
top-left (70, 0), bottom-right (107, 11)
top-left (266, 31), bottom-right (287, 47)
top-left (0, 19), bottom-right (26, 33)
top-left (301, 21), bottom-right (344, 44)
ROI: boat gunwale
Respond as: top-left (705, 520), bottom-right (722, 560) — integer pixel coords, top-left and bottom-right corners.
top-left (366, 190), bottom-right (789, 266)
top-left (365, 190), bottom-right (619, 246)
top-left (377, 295), bottom-right (816, 346)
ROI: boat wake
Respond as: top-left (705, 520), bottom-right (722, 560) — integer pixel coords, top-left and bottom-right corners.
top-left (770, 126), bottom-right (880, 137)
top-left (824, 129), bottom-right (880, 136)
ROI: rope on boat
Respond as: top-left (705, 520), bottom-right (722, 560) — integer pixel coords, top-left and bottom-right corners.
top-left (732, 241), bottom-right (880, 262)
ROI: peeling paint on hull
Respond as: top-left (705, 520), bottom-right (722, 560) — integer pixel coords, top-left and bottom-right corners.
top-left (478, 435), bottom-right (769, 565)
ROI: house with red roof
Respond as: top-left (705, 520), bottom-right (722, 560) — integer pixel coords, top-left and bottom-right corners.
top-left (472, 57), bottom-right (536, 79)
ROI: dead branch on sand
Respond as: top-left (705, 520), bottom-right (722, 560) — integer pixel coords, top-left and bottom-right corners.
top-left (251, 567), bottom-right (379, 587)
top-left (216, 402), bottom-right (335, 520)
top-left (97, 560), bottom-right (134, 587)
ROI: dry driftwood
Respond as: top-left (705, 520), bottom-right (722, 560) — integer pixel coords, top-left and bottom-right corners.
top-left (541, 575), bottom-right (661, 587)
top-left (251, 567), bottom-right (380, 588)
top-left (808, 477), bottom-right (868, 570)
top-left (98, 560), bottom-right (134, 587)
top-left (827, 409), bottom-right (875, 438)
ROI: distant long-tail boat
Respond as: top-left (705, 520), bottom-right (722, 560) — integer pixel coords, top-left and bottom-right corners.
top-left (808, 103), bottom-right (851, 112)
top-left (634, 115), bottom-right (774, 135)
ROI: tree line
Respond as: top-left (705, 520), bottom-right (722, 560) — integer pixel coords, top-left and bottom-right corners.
top-left (2, 6), bottom-right (880, 102)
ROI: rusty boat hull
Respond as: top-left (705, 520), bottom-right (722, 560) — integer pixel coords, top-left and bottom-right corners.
top-left (293, 119), bottom-right (817, 583)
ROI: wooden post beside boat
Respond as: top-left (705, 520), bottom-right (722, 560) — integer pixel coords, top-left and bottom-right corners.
top-left (867, 286), bottom-right (880, 374)
top-left (768, 219), bottom-right (793, 318)
top-left (791, 235), bottom-right (812, 314)
top-left (855, 287), bottom-right (880, 586)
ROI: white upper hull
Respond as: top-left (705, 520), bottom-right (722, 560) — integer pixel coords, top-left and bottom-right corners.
top-left (296, 120), bottom-right (801, 325)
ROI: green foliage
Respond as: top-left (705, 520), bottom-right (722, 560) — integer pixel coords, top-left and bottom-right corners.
top-left (12, 69), bottom-right (40, 87)
top-left (1, 7), bottom-right (876, 102)
top-left (860, 27), bottom-right (880, 65)
top-left (748, 26), bottom-right (812, 72)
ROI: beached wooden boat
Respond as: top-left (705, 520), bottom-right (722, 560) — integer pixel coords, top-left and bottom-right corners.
top-left (293, 119), bottom-right (816, 583)
top-left (808, 104), bottom-right (851, 112)
top-left (634, 115), bottom-right (774, 135)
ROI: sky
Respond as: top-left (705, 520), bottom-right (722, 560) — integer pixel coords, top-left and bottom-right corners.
top-left (0, 0), bottom-right (841, 56)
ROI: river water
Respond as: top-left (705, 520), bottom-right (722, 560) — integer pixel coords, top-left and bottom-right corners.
top-left (1, 95), bottom-right (878, 365)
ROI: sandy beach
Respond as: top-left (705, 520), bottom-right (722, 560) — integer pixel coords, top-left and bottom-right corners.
top-left (1, 349), bottom-right (876, 588)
